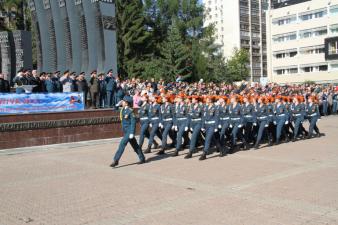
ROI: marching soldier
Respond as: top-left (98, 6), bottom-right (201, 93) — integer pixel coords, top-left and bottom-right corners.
top-left (290, 96), bottom-right (305, 142)
top-left (254, 96), bottom-right (269, 149)
top-left (242, 96), bottom-right (256, 149)
top-left (199, 96), bottom-right (222, 160)
top-left (216, 96), bottom-right (230, 156)
top-left (145, 96), bottom-right (162, 153)
top-left (229, 96), bottom-right (245, 151)
top-left (158, 95), bottom-right (174, 155)
top-left (185, 96), bottom-right (204, 159)
top-left (173, 94), bottom-right (190, 156)
top-left (274, 96), bottom-right (288, 145)
top-left (306, 96), bottom-right (321, 139)
top-left (110, 96), bottom-right (146, 167)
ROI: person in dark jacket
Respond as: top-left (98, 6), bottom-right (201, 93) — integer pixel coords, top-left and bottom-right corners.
top-left (76, 72), bottom-right (89, 108)
top-left (44, 74), bottom-right (55, 93)
top-left (98, 73), bottom-right (107, 108)
top-left (105, 69), bottom-right (116, 108)
top-left (0, 73), bottom-right (10, 93)
top-left (89, 70), bottom-right (99, 109)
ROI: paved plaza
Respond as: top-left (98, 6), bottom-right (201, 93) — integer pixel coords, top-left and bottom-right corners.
top-left (1, 116), bottom-right (338, 225)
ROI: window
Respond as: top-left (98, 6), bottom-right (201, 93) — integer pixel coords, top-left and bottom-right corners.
top-left (329, 41), bottom-right (338, 55)
top-left (299, 27), bottom-right (327, 39)
top-left (273, 32), bottom-right (297, 43)
top-left (331, 64), bottom-right (338, 71)
top-left (330, 24), bottom-right (338, 35)
top-left (301, 64), bottom-right (328, 73)
top-left (330, 5), bottom-right (338, 15)
top-left (273, 49), bottom-right (297, 59)
top-left (300, 45), bottom-right (325, 55)
top-left (299, 9), bottom-right (327, 21)
top-left (272, 15), bottom-right (297, 26)
top-left (274, 67), bottom-right (298, 75)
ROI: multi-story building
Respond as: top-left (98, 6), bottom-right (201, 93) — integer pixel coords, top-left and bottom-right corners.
top-left (28, 0), bottom-right (118, 76)
top-left (203, 0), bottom-right (269, 82)
top-left (267, 0), bottom-right (338, 83)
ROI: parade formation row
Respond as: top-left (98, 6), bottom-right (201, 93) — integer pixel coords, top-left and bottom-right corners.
top-left (110, 93), bottom-right (324, 167)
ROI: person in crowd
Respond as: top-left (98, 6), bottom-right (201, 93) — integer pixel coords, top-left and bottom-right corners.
top-left (76, 72), bottom-right (89, 108)
top-left (98, 73), bottom-right (107, 108)
top-left (0, 73), bottom-right (10, 93)
top-left (89, 70), bottom-right (99, 109)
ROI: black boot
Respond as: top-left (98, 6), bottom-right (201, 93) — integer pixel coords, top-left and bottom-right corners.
top-left (138, 159), bottom-right (146, 164)
top-left (219, 149), bottom-right (227, 157)
top-left (144, 146), bottom-right (151, 154)
top-left (199, 152), bottom-right (207, 161)
top-left (157, 149), bottom-right (165, 155)
top-left (184, 151), bottom-right (193, 159)
top-left (292, 137), bottom-right (296, 142)
top-left (110, 161), bottom-right (119, 168)
top-left (253, 143), bottom-right (259, 150)
top-left (172, 150), bottom-right (179, 157)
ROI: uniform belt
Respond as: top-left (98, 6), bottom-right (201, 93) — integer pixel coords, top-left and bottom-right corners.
top-left (258, 116), bottom-right (267, 119)
top-left (310, 113), bottom-right (317, 117)
top-left (205, 121), bottom-right (215, 124)
top-left (140, 117), bottom-right (148, 120)
top-left (244, 115), bottom-right (252, 118)
top-left (151, 117), bottom-right (159, 120)
top-left (293, 113), bottom-right (301, 116)
top-left (177, 118), bottom-right (187, 121)
top-left (163, 118), bottom-right (172, 121)
top-left (231, 118), bottom-right (241, 120)
top-left (192, 118), bottom-right (201, 121)
top-left (277, 114), bottom-right (285, 117)
top-left (220, 117), bottom-right (230, 120)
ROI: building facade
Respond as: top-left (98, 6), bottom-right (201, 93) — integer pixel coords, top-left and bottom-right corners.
top-left (203, 0), bottom-right (269, 82)
top-left (267, 0), bottom-right (338, 83)
top-left (28, 0), bottom-right (118, 76)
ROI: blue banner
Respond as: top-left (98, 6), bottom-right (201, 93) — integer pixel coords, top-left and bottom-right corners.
top-left (0, 93), bottom-right (85, 114)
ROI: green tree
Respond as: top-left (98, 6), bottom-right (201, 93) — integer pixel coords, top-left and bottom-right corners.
top-left (225, 48), bottom-right (250, 82)
top-left (158, 21), bottom-right (192, 82)
top-left (116, 0), bottom-right (152, 78)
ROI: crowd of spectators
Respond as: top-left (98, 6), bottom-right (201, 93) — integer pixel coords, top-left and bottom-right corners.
top-left (0, 69), bottom-right (338, 115)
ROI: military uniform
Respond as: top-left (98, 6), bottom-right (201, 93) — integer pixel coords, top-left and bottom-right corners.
top-left (138, 101), bottom-right (150, 149)
top-left (159, 102), bottom-right (174, 154)
top-left (254, 102), bottom-right (269, 149)
top-left (185, 101), bottom-right (204, 158)
top-left (242, 102), bottom-right (256, 148)
top-left (305, 101), bottom-right (320, 138)
top-left (173, 102), bottom-right (189, 156)
top-left (200, 103), bottom-right (220, 160)
top-left (290, 102), bottom-right (304, 141)
top-left (274, 102), bottom-right (287, 144)
top-left (146, 102), bottom-right (162, 153)
top-left (229, 102), bottom-right (244, 150)
top-left (217, 102), bottom-right (230, 154)
top-left (111, 97), bottom-right (145, 167)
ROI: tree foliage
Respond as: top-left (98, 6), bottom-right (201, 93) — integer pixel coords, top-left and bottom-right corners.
top-left (225, 48), bottom-right (250, 82)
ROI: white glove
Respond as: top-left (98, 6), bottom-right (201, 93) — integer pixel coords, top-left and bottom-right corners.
top-left (159, 123), bottom-right (163, 128)
top-left (175, 126), bottom-right (178, 131)
top-left (285, 121), bottom-right (289, 125)
top-left (253, 123), bottom-right (257, 126)
top-left (149, 123), bottom-right (153, 128)
top-left (184, 127), bottom-right (188, 131)
top-left (129, 134), bottom-right (134, 139)
top-left (201, 128), bottom-right (206, 132)
top-left (273, 121), bottom-right (277, 125)
top-left (265, 124), bottom-right (269, 127)
top-left (238, 124), bottom-right (243, 128)
top-left (218, 125), bottom-right (222, 129)
top-left (190, 128), bottom-right (193, 132)
top-left (229, 124), bottom-right (233, 128)
top-left (214, 129), bottom-right (218, 132)
top-left (171, 125), bottom-right (175, 130)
